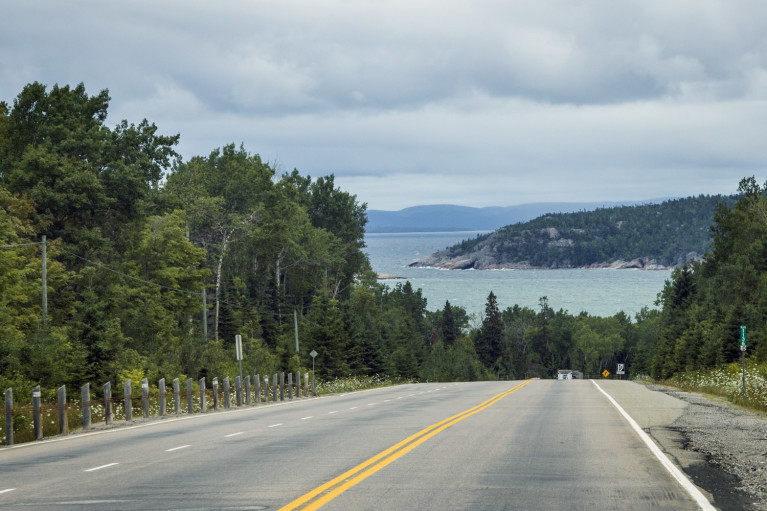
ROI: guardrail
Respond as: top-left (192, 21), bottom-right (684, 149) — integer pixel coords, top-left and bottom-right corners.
top-left (2, 371), bottom-right (313, 446)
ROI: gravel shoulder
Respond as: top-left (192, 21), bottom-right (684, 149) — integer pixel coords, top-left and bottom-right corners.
top-left (600, 380), bottom-right (767, 511)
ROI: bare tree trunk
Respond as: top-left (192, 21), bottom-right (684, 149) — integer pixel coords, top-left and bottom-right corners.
top-left (214, 233), bottom-right (230, 341)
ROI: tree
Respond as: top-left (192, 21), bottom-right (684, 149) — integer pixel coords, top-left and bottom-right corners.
top-left (305, 290), bottom-right (348, 379)
top-left (165, 144), bottom-right (273, 341)
top-left (475, 291), bottom-right (503, 371)
top-left (1, 82), bottom-right (179, 255)
top-left (282, 171), bottom-right (369, 299)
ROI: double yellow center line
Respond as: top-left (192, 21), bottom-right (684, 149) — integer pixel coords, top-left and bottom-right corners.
top-left (279, 380), bottom-right (533, 511)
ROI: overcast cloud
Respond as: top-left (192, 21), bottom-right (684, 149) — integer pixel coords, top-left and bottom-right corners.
top-left (2, 0), bottom-right (766, 209)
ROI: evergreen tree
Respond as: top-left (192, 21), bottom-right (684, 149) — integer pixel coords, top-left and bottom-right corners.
top-left (475, 291), bottom-right (503, 371)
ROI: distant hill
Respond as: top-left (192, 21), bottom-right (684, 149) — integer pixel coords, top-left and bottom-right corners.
top-left (407, 195), bottom-right (738, 270)
top-left (366, 200), bottom-right (667, 233)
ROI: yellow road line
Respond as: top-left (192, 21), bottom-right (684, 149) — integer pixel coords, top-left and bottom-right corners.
top-left (279, 380), bottom-right (533, 511)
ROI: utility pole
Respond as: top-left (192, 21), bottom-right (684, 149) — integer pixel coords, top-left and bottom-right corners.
top-left (294, 310), bottom-right (299, 353)
top-left (41, 235), bottom-right (47, 326)
top-left (293, 310), bottom-right (300, 370)
top-left (201, 287), bottom-right (207, 342)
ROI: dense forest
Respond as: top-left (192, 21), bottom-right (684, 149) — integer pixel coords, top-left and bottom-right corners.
top-left (1, 82), bottom-right (765, 395)
top-left (409, 195), bottom-right (737, 269)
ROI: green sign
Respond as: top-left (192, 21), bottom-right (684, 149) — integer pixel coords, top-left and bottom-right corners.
top-left (740, 325), bottom-right (747, 351)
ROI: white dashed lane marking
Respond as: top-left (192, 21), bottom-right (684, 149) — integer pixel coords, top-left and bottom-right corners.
top-left (84, 463), bottom-right (119, 472)
top-left (166, 445), bottom-right (191, 452)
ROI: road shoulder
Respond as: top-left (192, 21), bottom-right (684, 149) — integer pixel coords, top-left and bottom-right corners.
top-left (597, 380), bottom-right (762, 511)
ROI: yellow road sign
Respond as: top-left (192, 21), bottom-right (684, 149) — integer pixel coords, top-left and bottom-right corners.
top-left (602, 369), bottom-right (610, 377)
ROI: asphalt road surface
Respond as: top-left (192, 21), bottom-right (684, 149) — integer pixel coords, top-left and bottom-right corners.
top-left (0, 380), bottom-right (714, 510)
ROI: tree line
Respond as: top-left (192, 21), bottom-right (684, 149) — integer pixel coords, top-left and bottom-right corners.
top-left (1, 82), bottom-right (764, 395)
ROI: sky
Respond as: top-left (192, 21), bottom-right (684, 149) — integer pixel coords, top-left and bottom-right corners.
top-left (2, 0), bottom-right (766, 210)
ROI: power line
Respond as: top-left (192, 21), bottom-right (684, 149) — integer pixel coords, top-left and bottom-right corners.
top-left (57, 247), bottom-right (202, 297)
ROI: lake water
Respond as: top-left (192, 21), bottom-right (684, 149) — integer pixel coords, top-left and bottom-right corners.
top-left (364, 231), bottom-right (672, 320)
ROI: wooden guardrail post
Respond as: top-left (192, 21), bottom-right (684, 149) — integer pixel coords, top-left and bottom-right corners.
top-left (235, 376), bottom-right (242, 407)
top-left (212, 377), bottom-right (219, 410)
top-left (4, 388), bottom-right (12, 446)
top-left (81, 383), bottom-right (91, 430)
top-left (305, 373), bottom-right (309, 397)
top-left (103, 381), bottom-right (112, 425)
top-left (57, 385), bottom-right (67, 435)
top-left (199, 377), bottom-right (206, 412)
top-left (272, 374), bottom-right (278, 402)
top-left (245, 375), bottom-right (251, 405)
top-left (123, 380), bottom-right (132, 421)
top-left (173, 378), bottom-right (180, 415)
top-left (295, 371), bottom-right (301, 399)
top-left (288, 372), bottom-right (293, 399)
top-left (32, 385), bottom-right (42, 440)
top-left (254, 373), bottom-right (260, 404)
top-left (141, 378), bottom-right (149, 418)
top-left (186, 378), bottom-right (193, 414)
top-left (223, 377), bottom-right (231, 409)
top-left (158, 378), bottom-right (166, 416)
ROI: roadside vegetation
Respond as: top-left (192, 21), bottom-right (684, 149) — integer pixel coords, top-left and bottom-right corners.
top-left (661, 363), bottom-right (767, 414)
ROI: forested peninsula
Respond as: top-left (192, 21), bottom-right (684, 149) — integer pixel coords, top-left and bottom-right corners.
top-left (409, 195), bottom-right (737, 270)
top-left (1, 82), bottom-right (766, 406)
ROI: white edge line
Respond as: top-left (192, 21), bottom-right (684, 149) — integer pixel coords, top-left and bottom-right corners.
top-left (0, 489), bottom-right (16, 494)
top-left (592, 381), bottom-right (715, 511)
top-left (225, 432), bottom-right (244, 437)
top-left (84, 462), bottom-right (119, 472)
top-left (165, 444), bottom-right (191, 452)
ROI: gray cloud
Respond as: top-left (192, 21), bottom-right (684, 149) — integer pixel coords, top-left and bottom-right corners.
top-left (2, 0), bottom-right (766, 209)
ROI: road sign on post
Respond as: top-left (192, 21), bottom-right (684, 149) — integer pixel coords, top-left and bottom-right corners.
top-left (310, 350), bottom-right (318, 396)
top-left (740, 325), bottom-right (747, 400)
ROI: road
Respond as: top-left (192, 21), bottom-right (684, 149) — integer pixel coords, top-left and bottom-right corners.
top-left (0, 380), bottom-right (714, 510)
